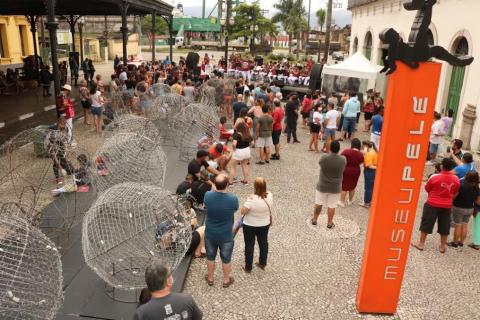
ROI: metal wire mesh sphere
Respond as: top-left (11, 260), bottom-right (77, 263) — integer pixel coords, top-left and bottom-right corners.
top-left (102, 113), bottom-right (160, 142)
top-left (92, 133), bottom-right (167, 194)
top-left (82, 183), bottom-right (194, 289)
top-left (170, 103), bottom-right (220, 160)
top-left (151, 83), bottom-right (171, 97)
top-left (199, 83), bottom-right (217, 111)
top-left (0, 212), bottom-right (63, 319)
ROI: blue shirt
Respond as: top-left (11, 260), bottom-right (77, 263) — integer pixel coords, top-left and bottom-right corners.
top-left (342, 97), bottom-right (360, 118)
top-left (371, 114), bottom-right (383, 135)
top-left (454, 163), bottom-right (475, 180)
top-left (204, 191), bottom-right (239, 242)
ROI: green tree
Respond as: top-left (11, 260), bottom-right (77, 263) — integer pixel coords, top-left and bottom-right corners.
top-left (272, 0), bottom-right (294, 54)
top-left (231, 3), bottom-right (277, 55)
top-left (140, 14), bottom-right (168, 36)
top-left (272, 0), bottom-right (307, 58)
top-left (316, 8), bottom-right (326, 60)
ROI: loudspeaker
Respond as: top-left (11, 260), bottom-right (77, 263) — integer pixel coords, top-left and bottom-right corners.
top-left (186, 52), bottom-right (200, 70)
top-left (308, 63), bottom-right (323, 91)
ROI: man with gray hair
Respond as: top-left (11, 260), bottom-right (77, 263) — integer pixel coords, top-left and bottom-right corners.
top-left (134, 261), bottom-right (203, 320)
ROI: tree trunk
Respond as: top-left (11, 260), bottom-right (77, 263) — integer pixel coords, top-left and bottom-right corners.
top-left (323, 0), bottom-right (333, 61)
top-left (288, 33), bottom-right (292, 54)
top-left (296, 31), bottom-right (300, 61)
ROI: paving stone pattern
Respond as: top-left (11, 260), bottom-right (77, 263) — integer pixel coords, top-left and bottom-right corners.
top-left (183, 125), bottom-right (480, 320)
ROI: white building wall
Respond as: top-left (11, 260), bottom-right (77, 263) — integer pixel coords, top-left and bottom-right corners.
top-left (350, 0), bottom-right (480, 151)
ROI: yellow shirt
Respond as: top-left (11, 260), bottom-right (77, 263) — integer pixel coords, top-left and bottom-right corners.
top-left (364, 150), bottom-right (378, 168)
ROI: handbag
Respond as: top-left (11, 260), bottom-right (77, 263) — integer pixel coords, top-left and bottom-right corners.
top-left (262, 196), bottom-right (273, 227)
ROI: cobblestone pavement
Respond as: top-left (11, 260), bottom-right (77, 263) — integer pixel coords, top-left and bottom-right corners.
top-left (183, 125), bottom-right (480, 320)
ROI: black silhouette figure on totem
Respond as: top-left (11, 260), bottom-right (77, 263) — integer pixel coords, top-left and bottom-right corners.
top-left (380, 0), bottom-right (474, 74)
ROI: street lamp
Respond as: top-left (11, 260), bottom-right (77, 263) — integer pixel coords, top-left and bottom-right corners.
top-left (78, 17), bottom-right (85, 62)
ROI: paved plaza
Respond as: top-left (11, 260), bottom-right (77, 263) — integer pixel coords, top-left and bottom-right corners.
top-left (183, 126), bottom-right (480, 320)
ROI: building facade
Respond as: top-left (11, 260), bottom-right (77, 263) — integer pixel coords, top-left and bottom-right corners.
top-left (0, 16), bottom-right (35, 69)
top-left (348, 0), bottom-right (480, 152)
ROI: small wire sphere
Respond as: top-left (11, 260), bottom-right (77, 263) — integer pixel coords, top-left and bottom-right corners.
top-left (0, 211), bottom-right (63, 319)
top-left (102, 113), bottom-right (160, 142)
top-left (151, 83), bottom-right (172, 97)
top-left (82, 183), bottom-right (194, 289)
top-left (91, 132), bottom-right (167, 194)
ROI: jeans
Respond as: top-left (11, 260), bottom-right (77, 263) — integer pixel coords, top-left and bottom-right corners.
top-left (364, 168), bottom-right (376, 204)
top-left (243, 224), bottom-right (270, 270)
top-left (286, 123), bottom-right (298, 142)
top-left (205, 237), bottom-right (234, 264)
top-left (343, 117), bottom-right (357, 137)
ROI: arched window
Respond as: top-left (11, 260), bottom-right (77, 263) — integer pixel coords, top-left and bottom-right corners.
top-left (353, 37), bottom-right (358, 53)
top-left (364, 31), bottom-right (372, 60)
top-left (454, 36), bottom-right (469, 56)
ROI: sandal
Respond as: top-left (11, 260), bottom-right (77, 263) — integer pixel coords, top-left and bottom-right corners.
top-left (468, 244), bottom-right (480, 250)
top-left (222, 277), bottom-right (234, 288)
top-left (439, 246), bottom-right (446, 254)
top-left (411, 243), bottom-right (424, 251)
top-left (255, 262), bottom-right (265, 270)
top-left (241, 180), bottom-right (248, 185)
top-left (242, 266), bottom-right (252, 274)
top-left (205, 275), bottom-right (214, 286)
top-left (327, 223), bottom-right (335, 229)
top-left (194, 253), bottom-right (206, 259)
top-left (256, 161), bottom-right (265, 165)
top-left (311, 218), bottom-right (317, 226)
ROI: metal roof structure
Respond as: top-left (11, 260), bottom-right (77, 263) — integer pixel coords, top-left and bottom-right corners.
top-left (0, 0), bottom-right (173, 17)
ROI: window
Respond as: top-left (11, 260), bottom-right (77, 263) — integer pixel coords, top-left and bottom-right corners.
top-left (19, 25), bottom-right (28, 56)
top-left (0, 24), bottom-right (6, 58)
top-left (364, 31), bottom-right (372, 60)
top-left (353, 37), bottom-right (358, 53)
top-left (454, 36), bottom-right (469, 56)
top-left (426, 29), bottom-right (434, 46)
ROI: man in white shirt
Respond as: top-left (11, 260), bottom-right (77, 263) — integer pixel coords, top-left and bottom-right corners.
top-left (323, 102), bottom-right (340, 152)
top-left (427, 112), bottom-right (445, 164)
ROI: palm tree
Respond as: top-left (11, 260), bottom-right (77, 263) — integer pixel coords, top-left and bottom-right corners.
top-left (324, 0), bottom-right (333, 61)
top-left (272, 0), bottom-right (295, 54)
top-left (316, 8), bottom-right (326, 60)
top-left (290, 0), bottom-right (307, 60)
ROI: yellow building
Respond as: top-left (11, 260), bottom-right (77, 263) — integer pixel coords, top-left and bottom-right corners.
top-left (0, 16), bottom-right (35, 68)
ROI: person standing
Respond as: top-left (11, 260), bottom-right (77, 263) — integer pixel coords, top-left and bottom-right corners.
top-left (285, 93), bottom-right (300, 143)
top-left (60, 85), bottom-right (74, 144)
top-left (311, 140), bottom-right (346, 229)
top-left (133, 261), bottom-right (203, 320)
top-left (230, 122), bottom-right (252, 184)
top-left (308, 103), bottom-right (322, 153)
top-left (271, 100), bottom-right (284, 160)
top-left (469, 201), bottom-right (480, 250)
top-left (441, 108), bottom-right (454, 134)
top-left (88, 59), bottom-right (95, 83)
top-left (427, 112), bottom-right (445, 164)
top-left (114, 55), bottom-right (120, 70)
top-left (447, 171), bottom-right (480, 248)
top-left (323, 102), bottom-right (340, 152)
top-left (363, 95), bottom-right (375, 131)
top-left (339, 138), bottom-right (364, 207)
top-left (255, 105), bottom-right (273, 165)
top-left (370, 106), bottom-right (384, 149)
top-left (412, 158), bottom-right (460, 253)
top-left (69, 56), bottom-right (79, 87)
top-left (248, 98), bottom-right (263, 142)
top-left (240, 177), bottom-right (273, 273)
top-left (183, 79), bottom-right (196, 103)
top-left (359, 141), bottom-right (377, 209)
top-left (89, 83), bottom-right (104, 134)
top-left (39, 65), bottom-right (52, 97)
top-left (452, 152), bottom-right (475, 180)
top-left (79, 80), bottom-right (91, 125)
top-left (342, 92), bottom-right (360, 140)
top-left (232, 94), bottom-right (247, 124)
top-left (204, 174), bottom-right (239, 288)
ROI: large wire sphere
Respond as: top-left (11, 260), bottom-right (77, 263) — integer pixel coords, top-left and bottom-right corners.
top-left (82, 183), bottom-right (194, 289)
top-left (151, 83), bottom-right (171, 97)
top-left (0, 128), bottom-right (91, 220)
top-left (91, 132), bottom-right (167, 194)
top-left (102, 113), bottom-right (160, 142)
top-left (0, 212), bottom-right (63, 319)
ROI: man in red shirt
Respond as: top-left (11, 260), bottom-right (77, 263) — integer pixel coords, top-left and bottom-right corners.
top-left (270, 100), bottom-right (285, 160)
top-left (412, 158), bottom-right (460, 253)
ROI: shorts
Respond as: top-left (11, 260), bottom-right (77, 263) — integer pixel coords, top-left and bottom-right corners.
top-left (429, 143), bottom-right (439, 154)
top-left (256, 136), bottom-right (273, 148)
top-left (310, 123), bottom-right (321, 134)
top-left (364, 112), bottom-right (373, 121)
top-left (232, 147), bottom-right (251, 161)
top-left (343, 117), bottom-right (357, 134)
top-left (81, 100), bottom-right (91, 109)
top-left (324, 128), bottom-right (336, 138)
top-left (301, 112), bottom-right (310, 119)
top-left (452, 206), bottom-right (473, 224)
top-left (90, 106), bottom-right (102, 116)
top-left (419, 203), bottom-right (451, 236)
top-left (272, 130), bottom-right (282, 145)
top-left (314, 190), bottom-right (340, 209)
top-left (205, 237), bottom-right (234, 264)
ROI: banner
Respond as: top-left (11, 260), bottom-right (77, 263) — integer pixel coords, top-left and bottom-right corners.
top-left (356, 61), bottom-right (442, 314)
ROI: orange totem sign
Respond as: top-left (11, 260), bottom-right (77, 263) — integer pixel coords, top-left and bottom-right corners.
top-left (356, 61), bottom-right (442, 314)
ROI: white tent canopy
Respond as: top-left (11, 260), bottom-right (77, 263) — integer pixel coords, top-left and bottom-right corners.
top-left (322, 52), bottom-right (383, 80)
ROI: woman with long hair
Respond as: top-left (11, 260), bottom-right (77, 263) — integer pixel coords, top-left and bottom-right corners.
top-left (240, 177), bottom-right (273, 273)
top-left (448, 171), bottom-right (480, 248)
top-left (339, 138), bottom-right (364, 207)
top-left (89, 82), bottom-right (104, 134)
top-left (301, 92), bottom-right (313, 127)
top-left (234, 108), bottom-right (253, 131)
top-left (308, 102), bottom-right (322, 152)
top-left (360, 141), bottom-right (378, 209)
top-left (230, 122), bottom-right (253, 184)
top-left (244, 90), bottom-right (254, 108)
top-left (79, 80), bottom-right (91, 125)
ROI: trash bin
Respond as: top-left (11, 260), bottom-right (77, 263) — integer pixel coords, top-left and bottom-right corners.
top-left (32, 125), bottom-right (50, 157)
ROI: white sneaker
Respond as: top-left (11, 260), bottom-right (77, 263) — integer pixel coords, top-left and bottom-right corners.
top-left (338, 201), bottom-right (346, 208)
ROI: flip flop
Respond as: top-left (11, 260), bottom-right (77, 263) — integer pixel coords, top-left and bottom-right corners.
top-left (311, 219), bottom-right (317, 226)
top-left (411, 243), bottom-right (424, 251)
top-left (222, 276), bottom-right (234, 288)
top-left (205, 275), bottom-right (214, 286)
top-left (439, 246), bottom-right (446, 254)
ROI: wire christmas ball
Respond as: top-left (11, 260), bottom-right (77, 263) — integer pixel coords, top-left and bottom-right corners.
top-left (82, 183), bottom-right (194, 289)
top-left (91, 132), bottom-right (167, 194)
top-left (0, 212), bottom-right (63, 319)
top-left (102, 113), bottom-right (160, 142)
